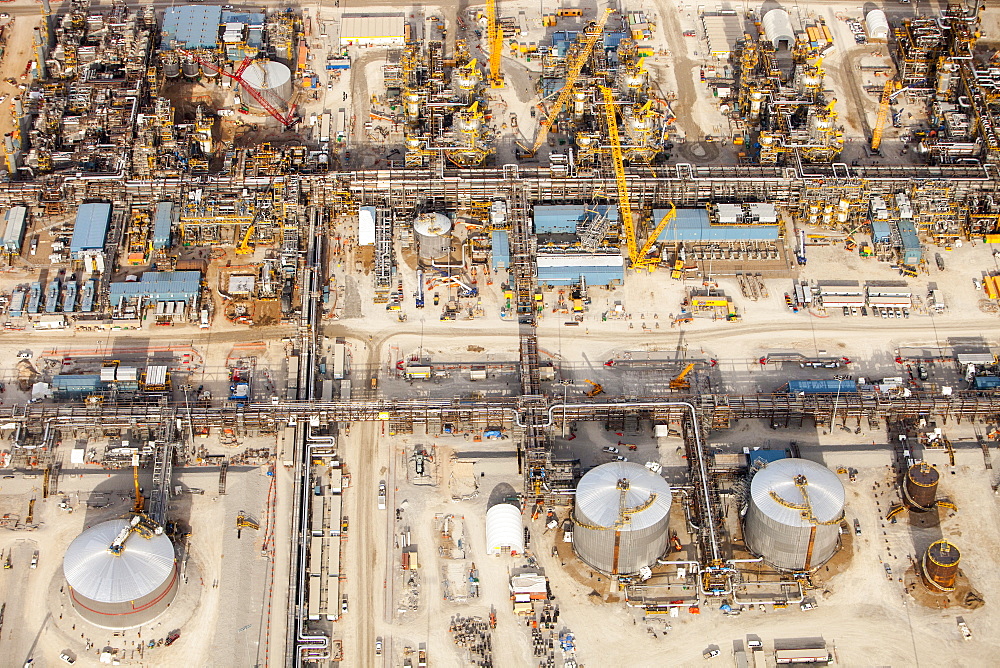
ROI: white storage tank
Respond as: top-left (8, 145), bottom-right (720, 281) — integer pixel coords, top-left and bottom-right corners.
top-left (743, 458), bottom-right (845, 571)
top-left (866, 10), bottom-right (889, 41)
top-left (63, 518), bottom-right (178, 629)
top-left (239, 60), bottom-right (293, 112)
top-left (413, 212), bottom-right (453, 260)
top-left (572, 461), bottom-right (671, 575)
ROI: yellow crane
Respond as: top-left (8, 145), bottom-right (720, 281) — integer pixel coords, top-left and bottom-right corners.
top-left (486, 0), bottom-right (503, 88)
top-left (235, 223), bottom-right (256, 255)
top-left (599, 85), bottom-right (638, 267)
top-left (669, 362), bottom-right (695, 390)
top-left (633, 203), bottom-right (676, 270)
top-left (583, 379), bottom-right (604, 397)
top-left (522, 8), bottom-right (614, 156)
top-left (131, 453), bottom-right (144, 514)
top-left (871, 80), bottom-right (900, 151)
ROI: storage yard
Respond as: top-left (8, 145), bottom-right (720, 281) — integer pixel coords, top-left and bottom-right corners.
top-left (2, 0), bottom-right (1000, 667)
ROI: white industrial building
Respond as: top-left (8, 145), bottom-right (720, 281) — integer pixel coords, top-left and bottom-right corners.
top-left (340, 14), bottom-right (406, 47)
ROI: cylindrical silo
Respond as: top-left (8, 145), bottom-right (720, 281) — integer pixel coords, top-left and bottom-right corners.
top-left (413, 212), bottom-right (453, 260)
top-left (181, 57), bottom-right (200, 79)
top-left (904, 462), bottom-right (939, 510)
top-left (743, 458), bottom-right (845, 572)
top-left (63, 519), bottom-right (178, 629)
top-left (572, 461), bottom-right (672, 575)
top-left (239, 61), bottom-right (293, 112)
top-left (162, 54), bottom-right (180, 79)
top-left (921, 540), bottom-right (960, 592)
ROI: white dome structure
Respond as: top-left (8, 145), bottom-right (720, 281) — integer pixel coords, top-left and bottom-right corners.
top-left (239, 60), bottom-right (293, 112)
top-left (865, 10), bottom-right (889, 41)
top-left (762, 9), bottom-right (794, 50)
top-left (64, 519), bottom-right (178, 629)
top-left (573, 461), bottom-right (671, 575)
top-left (486, 503), bottom-right (524, 555)
top-left (743, 458), bottom-right (845, 571)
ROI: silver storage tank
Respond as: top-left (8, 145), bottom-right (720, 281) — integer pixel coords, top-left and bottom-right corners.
top-left (743, 458), bottom-right (845, 571)
top-left (573, 461), bottom-right (671, 575)
top-left (64, 518), bottom-right (179, 629)
top-left (413, 212), bottom-right (453, 260)
top-left (240, 60), bottom-right (293, 112)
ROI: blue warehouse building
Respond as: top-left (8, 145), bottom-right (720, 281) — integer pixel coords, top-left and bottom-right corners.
top-left (533, 205), bottom-right (618, 235)
top-left (152, 202), bottom-right (175, 250)
top-left (654, 208), bottom-right (780, 242)
top-left (161, 6), bottom-right (224, 50)
top-left (537, 254), bottom-right (624, 286)
top-left (70, 203), bottom-right (112, 258)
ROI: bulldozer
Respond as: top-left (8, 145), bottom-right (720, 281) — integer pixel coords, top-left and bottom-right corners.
top-left (583, 379), bottom-right (604, 397)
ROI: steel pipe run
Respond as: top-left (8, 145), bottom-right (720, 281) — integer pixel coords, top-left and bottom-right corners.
top-left (292, 423), bottom-right (334, 665)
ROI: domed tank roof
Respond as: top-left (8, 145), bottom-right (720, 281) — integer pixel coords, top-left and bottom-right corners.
top-left (241, 60), bottom-right (292, 91)
top-left (575, 461), bottom-right (671, 531)
top-left (413, 212), bottom-right (452, 237)
top-left (64, 519), bottom-right (176, 604)
top-left (749, 458), bottom-right (844, 527)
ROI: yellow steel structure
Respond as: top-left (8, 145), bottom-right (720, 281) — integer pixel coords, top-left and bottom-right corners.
top-left (600, 85), bottom-right (638, 266)
top-left (871, 79), bottom-right (899, 151)
top-left (525, 8), bottom-right (613, 156)
top-left (486, 0), bottom-right (503, 88)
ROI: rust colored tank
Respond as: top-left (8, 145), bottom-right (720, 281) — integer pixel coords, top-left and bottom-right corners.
top-left (904, 462), bottom-right (939, 510)
top-left (921, 540), bottom-right (960, 592)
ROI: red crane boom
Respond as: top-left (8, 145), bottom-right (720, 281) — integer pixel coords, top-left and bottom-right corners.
top-left (178, 52), bottom-right (296, 128)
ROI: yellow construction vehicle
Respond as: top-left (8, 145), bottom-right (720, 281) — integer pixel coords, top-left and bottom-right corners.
top-left (583, 379), bottom-right (604, 397)
top-left (521, 9), bottom-right (613, 156)
top-left (486, 0), bottom-right (503, 88)
top-left (236, 511), bottom-right (260, 531)
top-left (235, 223), bottom-right (256, 255)
top-left (871, 80), bottom-right (900, 151)
top-left (132, 453), bottom-right (144, 514)
top-left (669, 363), bottom-right (695, 391)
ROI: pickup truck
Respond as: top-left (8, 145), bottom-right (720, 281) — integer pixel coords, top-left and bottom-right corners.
top-left (377, 481), bottom-right (387, 510)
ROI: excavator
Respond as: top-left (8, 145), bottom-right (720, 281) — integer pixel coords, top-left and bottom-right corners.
top-left (669, 363), bottom-right (695, 391)
top-left (583, 379), bottom-right (604, 397)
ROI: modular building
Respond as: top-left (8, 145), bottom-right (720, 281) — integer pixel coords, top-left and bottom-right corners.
top-left (537, 254), bottom-right (624, 286)
top-left (655, 208), bottom-right (780, 242)
top-left (1, 206), bottom-right (27, 252)
top-left (152, 202), bottom-right (174, 249)
top-left (340, 14), bottom-right (406, 47)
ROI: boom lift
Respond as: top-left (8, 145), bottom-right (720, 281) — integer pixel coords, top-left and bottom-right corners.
top-left (521, 9), bottom-right (613, 156)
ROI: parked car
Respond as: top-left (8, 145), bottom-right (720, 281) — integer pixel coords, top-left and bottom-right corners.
top-left (601, 446), bottom-right (619, 454)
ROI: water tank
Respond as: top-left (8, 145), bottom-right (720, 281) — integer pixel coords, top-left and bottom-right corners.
top-left (63, 519), bottom-right (178, 629)
top-left (866, 10), bottom-right (889, 41)
top-left (181, 58), bottom-right (200, 79)
top-left (486, 503), bottom-right (523, 555)
top-left (904, 462), bottom-right (939, 510)
top-left (453, 68), bottom-right (480, 92)
top-left (239, 60), bottom-right (293, 112)
top-left (921, 540), bottom-right (960, 591)
top-left (743, 458), bottom-right (845, 571)
top-left (572, 461), bottom-right (672, 575)
top-left (761, 9), bottom-right (794, 49)
top-left (413, 212), bottom-right (453, 260)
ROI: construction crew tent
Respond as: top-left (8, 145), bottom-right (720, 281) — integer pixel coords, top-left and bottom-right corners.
top-left (486, 504), bottom-right (524, 556)
top-left (762, 9), bottom-right (794, 50)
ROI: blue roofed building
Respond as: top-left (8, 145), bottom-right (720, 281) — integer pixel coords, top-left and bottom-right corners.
top-left (152, 202), bottom-right (174, 250)
top-left (655, 208), bottom-right (780, 242)
top-left (109, 271), bottom-right (202, 321)
top-left (70, 203), bottom-right (112, 257)
top-left (161, 6), bottom-right (223, 51)
top-left (533, 205), bottom-right (618, 235)
top-left (491, 231), bottom-right (510, 270)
